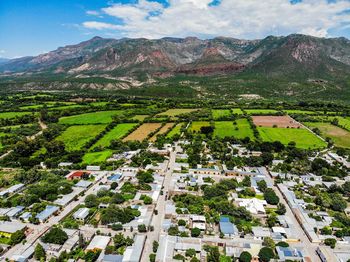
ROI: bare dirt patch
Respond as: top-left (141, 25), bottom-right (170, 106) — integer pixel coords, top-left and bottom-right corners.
top-left (252, 115), bottom-right (302, 128)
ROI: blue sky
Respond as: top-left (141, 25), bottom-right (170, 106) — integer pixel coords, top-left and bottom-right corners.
top-left (1, 0), bottom-right (350, 58)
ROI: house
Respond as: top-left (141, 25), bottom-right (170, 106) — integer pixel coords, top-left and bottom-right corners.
top-left (6, 206), bottom-right (24, 218)
top-left (86, 235), bottom-right (110, 251)
top-left (219, 216), bottom-right (239, 237)
top-left (0, 183), bottom-right (25, 198)
top-left (0, 221), bottom-right (26, 238)
top-left (107, 173), bottom-right (122, 183)
top-left (189, 167), bottom-right (221, 176)
top-left (276, 246), bottom-right (304, 261)
top-left (75, 180), bottom-right (93, 189)
top-left (86, 165), bottom-right (100, 171)
top-left (236, 198), bottom-right (267, 214)
top-left (36, 205), bottom-right (59, 222)
top-left (122, 234), bottom-right (146, 262)
top-left (58, 162), bottom-right (73, 168)
top-left (190, 215), bottom-right (206, 230)
top-left (73, 207), bottom-right (89, 222)
top-left (65, 171), bottom-right (89, 180)
top-left (252, 227), bottom-right (271, 240)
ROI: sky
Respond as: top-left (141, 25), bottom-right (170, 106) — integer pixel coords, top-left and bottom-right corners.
top-left (0, 0), bottom-right (350, 58)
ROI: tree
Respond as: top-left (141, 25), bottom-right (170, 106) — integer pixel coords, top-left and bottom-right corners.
top-left (111, 193), bottom-right (125, 204)
top-left (178, 219), bottom-right (186, 226)
top-left (191, 227), bottom-right (201, 237)
top-left (257, 180), bottom-right (267, 193)
top-left (138, 224), bottom-right (147, 232)
top-left (239, 251), bottom-right (252, 262)
top-left (264, 188), bottom-right (279, 205)
top-left (241, 176), bottom-right (251, 187)
top-left (42, 227), bottom-right (68, 245)
top-left (152, 241), bottom-right (159, 253)
top-left (258, 247), bottom-right (274, 262)
top-left (263, 237), bottom-right (275, 249)
top-left (276, 241), bottom-right (289, 247)
top-left (149, 253), bottom-right (156, 262)
top-left (185, 248), bottom-right (196, 257)
top-left (34, 243), bottom-right (46, 260)
top-left (85, 194), bottom-right (99, 208)
top-left (114, 233), bottom-right (133, 249)
top-left (324, 238), bottom-right (337, 249)
top-left (276, 203), bottom-right (286, 215)
top-left (205, 245), bottom-right (220, 262)
top-left (266, 215), bottom-right (277, 228)
top-left (10, 230), bottom-right (26, 245)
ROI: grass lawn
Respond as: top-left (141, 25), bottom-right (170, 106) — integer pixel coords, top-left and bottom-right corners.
top-left (231, 108), bottom-right (243, 115)
top-left (82, 150), bottom-right (113, 164)
top-left (245, 109), bottom-right (278, 115)
top-left (189, 121), bottom-right (210, 132)
top-left (59, 110), bottom-right (125, 125)
top-left (157, 108), bottom-right (199, 117)
top-left (0, 111), bottom-right (32, 119)
top-left (212, 109), bottom-right (231, 120)
top-left (258, 127), bottom-right (326, 149)
top-left (214, 119), bottom-right (254, 139)
top-left (91, 123), bottom-right (138, 149)
top-left (56, 125), bottom-right (107, 151)
top-left (166, 123), bottom-right (184, 138)
top-left (304, 122), bottom-right (350, 148)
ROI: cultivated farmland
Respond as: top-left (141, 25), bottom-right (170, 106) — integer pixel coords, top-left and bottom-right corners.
top-left (232, 108), bottom-right (243, 115)
top-left (245, 109), bottom-right (278, 115)
top-left (214, 119), bottom-right (254, 139)
top-left (258, 127), bottom-right (326, 149)
top-left (304, 122), bottom-right (350, 148)
top-left (123, 123), bottom-right (162, 141)
top-left (150, 123), bottom-right (175, 142)
top-left (56, 125), bottom-right (107, 151)
top-left (189, 121), bottom-right (211, 132)
top-left (212, 109), bottom-right (231, 120)
top-left (59, 110), bottom-right (125, 125)
top-left (0, 112), bottom-right (32, 119)
top-left (157, 108), bottom-right (199, 117)
top-left (252, 115), bottom-right (302, 128)
top-left (166, 123), bottom-right (184, 138)
top-left (91, 123), bottom-right (138, 149)
top-left (82, 150), bottom-right (113, 164)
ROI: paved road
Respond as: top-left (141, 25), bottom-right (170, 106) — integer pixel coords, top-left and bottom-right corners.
top-left (141, 144), bottom-right (179, 261)
top-left (3, 172), bottom-right (107, 259)
top-left (262, 168), bottom-right (320, 262)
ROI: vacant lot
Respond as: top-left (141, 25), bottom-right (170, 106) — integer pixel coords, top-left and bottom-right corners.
top-left (0, 112), bottom-right (32, 119)
top-left (157, 108), bottom-right (199, 117)
top-left (189, 121), bottom-right (211, 132)
top-left (123, 123), bottom-right (162, 141)
top-left (59, 110), bottom-right (125, 125)
top-left (214, 119), bottom-right (254, 139)
top-left (56, 125), bottom-right (107, 151)
top-left (212, 109), bottom-right (231, 120)
top-left (258, 127), bottom-right (326, 149)
top-left (304, 122), bottom-right (350, 148)
top-left (92, 123), bottom-right (138, 149)
top-left (245, 109), bottom-right (278, 115)
top-left (150, 123), bottom-right (175, 142)
top-left (82, 150), bottom-right (113, 164)
top-left (252, 115), bottom-right (302, 128)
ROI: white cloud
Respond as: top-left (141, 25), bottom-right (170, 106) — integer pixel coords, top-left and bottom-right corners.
top-left (82, 0), bottom-right (350, 39)
top-left (82, 21), bottom-right (121, 30)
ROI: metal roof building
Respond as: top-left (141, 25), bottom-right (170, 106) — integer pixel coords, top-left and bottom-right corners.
top-left (36, 205), bottom-right (59, 222)
top-left (219, 216), bottom-right (238, 236)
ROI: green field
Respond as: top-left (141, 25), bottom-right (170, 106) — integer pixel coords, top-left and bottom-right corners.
top-left (132, 115), bottom-right (149, 121)
top-left (56, 125), bottom-right (107, 151)
top-left (285, 110), bottom-right (317, 115)
top-left (0, 112), bottom-right (32, 119)
top-left (166, 123), bottom-right (184, 138)
top-left (245, 109), bottom-right (278, 115)
top-left (82, 150), bottom-right (113, 164)
top-left (214, 119), bottom-right (254, 139)
top-left (59, 110), bottom-right (125, 125)
top-left (336, 117), bottom-right (350, 131)
top-left (258, 127), bottom-right (326, 149)
top-left (212, 109), bottom-right (231, 120)
top-left (189, 121), bottom-right (210, 132)
top-left (157, 108), bottom-right (199, 117)
top-left (231, 108), bottom-right (243, 115)
top-left (91, 123), bottom-right (138, 149)
top-left (304, 122), bottom-right (350, 148)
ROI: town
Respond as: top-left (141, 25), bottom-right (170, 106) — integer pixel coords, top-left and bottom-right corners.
top-left (0, 94), bottom-right (349, 262)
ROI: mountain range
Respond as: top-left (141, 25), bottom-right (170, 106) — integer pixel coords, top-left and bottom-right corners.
top-left (1, 34), bottom-right (350, 101)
